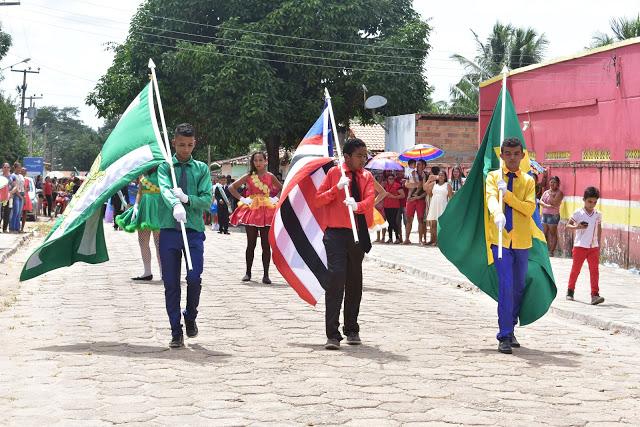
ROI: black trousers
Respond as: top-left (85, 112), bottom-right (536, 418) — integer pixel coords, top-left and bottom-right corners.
top-left (218, 205), bottom-right (229, 232)
top-left (1, 203), bottom-right (10, 232)
top-left (323, 228), bottom-right (365, 341)
top-left (384, 207), bottom-right (400, 240)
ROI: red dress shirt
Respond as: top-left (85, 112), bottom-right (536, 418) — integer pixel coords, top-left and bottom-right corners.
top-left (316, 163), bottom-right (375, 230)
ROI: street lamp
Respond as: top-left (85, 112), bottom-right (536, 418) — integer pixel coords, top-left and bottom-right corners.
top-left (1, 57), bottom-right (30, 71)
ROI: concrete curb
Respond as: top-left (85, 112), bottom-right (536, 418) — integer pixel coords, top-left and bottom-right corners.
top-left (365, 254), bottom-right (640, 340)
top-left (0, 231), bottom-right (34, 264)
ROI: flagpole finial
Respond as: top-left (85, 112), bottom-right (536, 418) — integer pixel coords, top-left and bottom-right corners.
top-left (148, 58), bottom-right (156, 69)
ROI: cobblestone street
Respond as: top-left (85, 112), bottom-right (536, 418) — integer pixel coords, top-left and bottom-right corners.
top-left (1, 227), bottom-right (639, 426)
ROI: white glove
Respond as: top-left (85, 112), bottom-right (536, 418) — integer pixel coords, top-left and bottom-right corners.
top-left (131, 204), bottom-right (139, 221)
top-left (336, 176), bottom-right (350, 190)
top-left (173, 204), bottom-right (187, 223)
top-left (497, 179), bottom-right (508, 196)
top-left (240, 197), bottom-right (253, 206)
top-left (494, 212), bottom-right (506, 229)
top-left (172, 188), bottom-right (189, 204)
top-left (343, 197), bottom-right (357, 210)
top-left (269, 196), bottom-right (279, 205)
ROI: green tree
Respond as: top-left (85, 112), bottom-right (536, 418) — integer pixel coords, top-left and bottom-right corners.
top-left (0, 23), bottom-right (26, 165)
top-left (590, 14), bottom-right (640, 48)
top-left (449, 22), bottom-right (548, 114)
top-left (87, 0), bottom-right (432, 173)
top-left (30, 107), bottom-right (101, 171)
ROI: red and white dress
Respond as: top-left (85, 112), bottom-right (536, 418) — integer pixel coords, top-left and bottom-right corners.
top-left (230, 173), bottom-right (277, 227)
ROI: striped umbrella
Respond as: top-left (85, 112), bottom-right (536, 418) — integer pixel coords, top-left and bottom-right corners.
top-left (399, 144), bottom-right (444, 162)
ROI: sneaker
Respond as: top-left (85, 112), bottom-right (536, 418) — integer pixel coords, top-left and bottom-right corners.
top-left (169, 334), bottom-right (184, 348)
top-left (185, 319), bottom-right (198, 338)
top-left (566, 289), bottom-right (575, 301)
top-left (324, 339), bottom-right (340, 350)
top-left (346, 333), bottom-right (362, 345)
top-left (591, 295), bottom-right (605, 305)
top-left (510, 334), bottom-right (520, 348)
top-left (498, 339), bottom-right (512, 354)
top-left (242, 273), bottom-right (251, 282)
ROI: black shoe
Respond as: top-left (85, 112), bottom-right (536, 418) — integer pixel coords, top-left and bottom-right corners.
top-left (591, 294), bottom-right (605, 305)
top-left (498, 340), bottom-right (512, 354)
top-left (324, 339), bottom-right (340, 350)
top-left (224, 231), bottom-right (230, 235)
top-left (132, 275), bottom-right (153, 281)
top-left (510, 335), bottom-right (520, 348)
top-left (346, 333), bottom-right (362, 345)
top-left (242, 273), bottom-right (251, 282)
top-left (169, 334), bottom-right (184, 348)
top-left (217, 230), bottom-right (223, 234)
top-left (185, 319), bottom-right (198, 338)
top-left (262, 276), bottom-right (272, 284)
top-left (566, 289), bottom-right (575, 301)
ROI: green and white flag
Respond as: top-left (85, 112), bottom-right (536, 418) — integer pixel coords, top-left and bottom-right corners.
top-left (21, 82), bottom-right (167, 281)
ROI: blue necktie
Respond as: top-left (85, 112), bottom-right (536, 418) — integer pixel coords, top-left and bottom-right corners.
top-left (505, 172), bottom-right (516, 232)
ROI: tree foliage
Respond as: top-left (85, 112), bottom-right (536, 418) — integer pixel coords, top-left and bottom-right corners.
top-left (449, 22), bottom-right (548, 114)
top-left (590, 14), bottom-right (640, 48)
top-left (87, 0), bottom-right (432, 172)
top-left (29, 107), bottom-right (102, 171)
top-left (0, 23), bottom-right (26, 165)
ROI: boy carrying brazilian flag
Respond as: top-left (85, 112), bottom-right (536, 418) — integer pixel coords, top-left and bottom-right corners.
top-left (438, 77), bottom-right (556, 354)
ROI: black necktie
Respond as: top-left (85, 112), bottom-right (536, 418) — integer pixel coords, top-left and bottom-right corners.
top-left (350, 172), bottom-right (372, 253)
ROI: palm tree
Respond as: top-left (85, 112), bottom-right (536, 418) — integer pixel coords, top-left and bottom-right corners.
top-left (590, 15), bottom-right (640, 48)
top-left (449, 22), bottom-right (548, 114)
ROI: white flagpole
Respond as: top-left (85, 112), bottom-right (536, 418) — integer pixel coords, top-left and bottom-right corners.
top-left (324, 88), bottom-right (359, 243)
top-left (498, 65), bottom-right (508, 260)
top-left (148, 59), bottom-right (193, 270)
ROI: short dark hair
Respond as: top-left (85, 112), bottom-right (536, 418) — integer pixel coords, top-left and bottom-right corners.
top-left (550, 175), bottom-right (560, 184)
top-left (174, 123), bottom-right (195, 138)
top-left (417, 159), bottom-right (426, 167)
top-left (408, 159), bottom-right (416, 166)
top-left (501, 137), bottom-right (523, 153)
top-left (342, 138), bottom-right (366, 155)
top-left (584, 186), bottom-right (600, 200)
top-left (430, 166), bottom-right (440, 175)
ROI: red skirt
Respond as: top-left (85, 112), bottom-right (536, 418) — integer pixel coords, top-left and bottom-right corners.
top-left (230, 195), bottom-right (276, 228)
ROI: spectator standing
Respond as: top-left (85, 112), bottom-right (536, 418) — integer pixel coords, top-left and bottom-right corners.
top-left (0, 163), bottom-right (11, 232)
top-left (382, 173), bottom-right (404, 244)
top-left (43, 177), bottom-right (53, 218)
top-left (9, 162), bottom-right (25, 232)
top-left (424, 170), bottom-right (452, 246)
top-left (540, 176), bottom-right (564, 256)
top-left (450, 166), bottom-right (466, 194)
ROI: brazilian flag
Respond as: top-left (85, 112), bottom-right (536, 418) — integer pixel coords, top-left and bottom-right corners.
top-left (438, 87), bottom-right (556, 325)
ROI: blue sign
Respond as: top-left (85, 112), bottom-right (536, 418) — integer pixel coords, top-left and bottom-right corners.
top-left (23, 157), bottom-right (44, 178)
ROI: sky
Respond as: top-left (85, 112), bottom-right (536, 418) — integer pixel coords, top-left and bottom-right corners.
top-left (0, 0), bottom-right (638, 130)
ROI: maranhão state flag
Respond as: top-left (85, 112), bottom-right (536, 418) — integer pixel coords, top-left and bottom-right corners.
top-left (437, 86), bottom-right (557, 326)
top-left (21, 82), bottom-right (167, 281)
top-left (269, 103), bottom-right (335, 305)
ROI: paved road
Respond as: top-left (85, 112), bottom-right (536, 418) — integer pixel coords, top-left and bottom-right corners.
top-left (1, 227), bottom-right (639, 426)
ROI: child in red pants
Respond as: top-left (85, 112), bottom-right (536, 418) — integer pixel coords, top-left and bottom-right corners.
top-left (566, 186), bottom-right (604, 305)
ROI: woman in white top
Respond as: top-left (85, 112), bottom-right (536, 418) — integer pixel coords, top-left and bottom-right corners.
top-left (424, 170), bottom-right (452, 246)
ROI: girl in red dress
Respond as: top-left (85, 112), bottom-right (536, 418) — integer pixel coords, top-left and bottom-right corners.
top-left (229, 152), bottom-right (282, 284)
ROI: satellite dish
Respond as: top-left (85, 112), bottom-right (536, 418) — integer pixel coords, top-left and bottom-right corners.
top-left (364, 95), bottom-right (387, 110)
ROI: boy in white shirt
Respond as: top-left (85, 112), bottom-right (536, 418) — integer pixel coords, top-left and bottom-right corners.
top-left (566, 186), bottom-right (604, 305)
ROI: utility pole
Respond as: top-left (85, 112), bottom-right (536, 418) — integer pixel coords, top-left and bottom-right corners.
top-left (11, 66), bottom-right (40, 128)
top-left (26, 95), bottom-right (43, 155)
